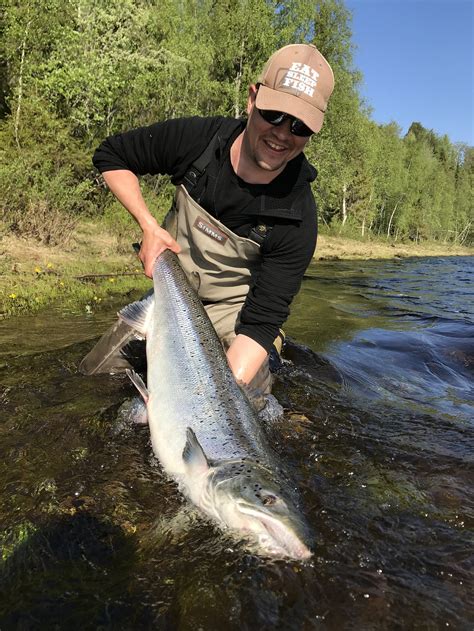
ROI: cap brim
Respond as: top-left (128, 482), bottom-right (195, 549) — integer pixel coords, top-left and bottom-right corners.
top-left (256, 85), bottom-right (324, 133)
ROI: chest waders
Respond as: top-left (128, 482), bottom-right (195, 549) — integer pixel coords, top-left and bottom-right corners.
top-left (163, 185), bottom-right (273, 395)
top-left (163, 185), bottom-right (261, 346)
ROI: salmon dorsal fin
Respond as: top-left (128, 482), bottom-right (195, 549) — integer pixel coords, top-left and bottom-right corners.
top-left (118, 294), bottom-right (154, 337)
top-left (182, 428), bottom-right (210, 474)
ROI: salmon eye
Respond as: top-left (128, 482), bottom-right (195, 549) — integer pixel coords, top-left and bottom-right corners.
top-left (262, 494), bottom-right (278, 506)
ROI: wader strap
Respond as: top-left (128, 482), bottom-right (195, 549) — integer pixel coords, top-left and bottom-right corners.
top-left (182, 131), bottom-right (221, 193)
top-left (182, 129), bottom-right (272, 249)
top-left (273, 329), bottom-right (285, 355)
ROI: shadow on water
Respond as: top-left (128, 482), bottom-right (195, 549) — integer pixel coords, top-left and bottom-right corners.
top-left (1, 257), bottom-right (473, 629)
top-left (1, 512), bottom-right (140, 629)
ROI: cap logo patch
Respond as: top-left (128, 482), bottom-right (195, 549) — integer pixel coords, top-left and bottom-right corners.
top-left (194, 216), bottom-right (228, 245)
top-left (279, 62), bottom-right (320, 97)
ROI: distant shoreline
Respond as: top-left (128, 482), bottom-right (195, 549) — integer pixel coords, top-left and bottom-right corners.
top-left (315, 234), bottom-right (473, 261)
top-left (1, 222), bottom-right (472, 318)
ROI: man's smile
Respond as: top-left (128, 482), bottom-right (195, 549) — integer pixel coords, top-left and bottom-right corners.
top-left (264, 139), bottom-right (288, 153)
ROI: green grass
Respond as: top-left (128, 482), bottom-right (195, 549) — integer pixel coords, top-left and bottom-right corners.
top-left (0, 219), bottom-right (152, 318)
top-left (1, 269), bottom-right (151, 318)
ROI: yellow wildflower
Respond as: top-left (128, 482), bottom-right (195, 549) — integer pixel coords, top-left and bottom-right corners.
top-left (34, 267), bottom-right (42, 274)
top-left (9, 293), bottom-right (17, 299)
top-left (47, 262), bottom-right (53, 269)
top-left (108, 277), bottom-right (116, 283)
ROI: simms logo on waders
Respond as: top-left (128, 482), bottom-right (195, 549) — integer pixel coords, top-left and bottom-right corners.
top-left (194, 217), bottom-right (228, 245)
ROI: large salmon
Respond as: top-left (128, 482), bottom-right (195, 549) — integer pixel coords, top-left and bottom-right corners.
top-left (119, 250), bottom-right (311, 559)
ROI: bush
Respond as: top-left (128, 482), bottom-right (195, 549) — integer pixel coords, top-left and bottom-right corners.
top-left (0, 99), bottom-right (94, 245)
top-left (0, 156), bottom-right (94, 245)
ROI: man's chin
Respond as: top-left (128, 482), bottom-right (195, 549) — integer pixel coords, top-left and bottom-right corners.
top-left (256, 157), bottom-right (286, 173)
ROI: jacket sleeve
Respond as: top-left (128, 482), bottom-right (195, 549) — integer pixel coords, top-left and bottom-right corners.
top-left (236, 189), bottom-right (317, 351)
top-left (92, 117), bottom-right (224, 181)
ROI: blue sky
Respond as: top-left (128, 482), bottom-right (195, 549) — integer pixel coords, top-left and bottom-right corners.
top-left (345, 0), bottom-right (473, 145)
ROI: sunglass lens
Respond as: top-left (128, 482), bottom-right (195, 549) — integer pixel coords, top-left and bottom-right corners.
top-left (258, 109), bottom-right (286, 125)
top-left (257, 108), bottom-right (313, 137)
top-left (291, 119), bottom-right (313, 137)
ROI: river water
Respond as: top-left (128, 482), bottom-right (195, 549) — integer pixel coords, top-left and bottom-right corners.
top-left (1, 256), bottom-right (472, 629)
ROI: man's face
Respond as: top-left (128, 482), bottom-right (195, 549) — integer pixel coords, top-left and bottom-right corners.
top-left (243, 85), bottom-right (310, 174)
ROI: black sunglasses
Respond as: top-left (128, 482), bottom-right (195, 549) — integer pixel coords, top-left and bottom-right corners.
top-left (256, 108), bottom-right (313, 137)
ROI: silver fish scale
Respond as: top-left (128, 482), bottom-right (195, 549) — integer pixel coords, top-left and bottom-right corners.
top-left (147, 250), bottom-right (273, 469)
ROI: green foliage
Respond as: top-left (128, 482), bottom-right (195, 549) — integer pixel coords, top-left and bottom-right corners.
top-left (0, 0), bottom-right (472, 248)
top-left (1, 521), bottom-right (37, 562)
top-left (204, 0), bottom-right (277, 117)
top-left (0, 96), bottom-right (94, 244)
top-left (1, 260), bottom-right (151, 318)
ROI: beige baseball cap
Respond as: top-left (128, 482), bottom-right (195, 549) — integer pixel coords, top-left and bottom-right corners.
top-left (256, 44), bottom-right (335, 133)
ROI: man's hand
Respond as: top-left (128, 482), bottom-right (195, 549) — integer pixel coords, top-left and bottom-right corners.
top-left (140, 223), bottom-right (181, 278)
top-left (102, 169), bottom-right (181, 277)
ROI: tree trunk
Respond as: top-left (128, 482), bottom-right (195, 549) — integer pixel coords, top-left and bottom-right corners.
top-left (341, 183), bottom-right (347, 225)
top-left (14, 19), bottom-right (31, 148)
top-left (387, 201), bottom-right (400, 237)
top-left (380, 201), bottom-right (385, 220)
top-left (458, 222), bottom-right (471, 245)
top-left (363, 190), bottom-right (373, 238)
top-left (234, 41), bottom-right (244, 119)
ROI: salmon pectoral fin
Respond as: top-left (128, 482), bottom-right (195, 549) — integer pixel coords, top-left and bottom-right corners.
top-left (126, 368), bottom-right (149, 403)
top-left (182, 428), bottom-right (210, 475)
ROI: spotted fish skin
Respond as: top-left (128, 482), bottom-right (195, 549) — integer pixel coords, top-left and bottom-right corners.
top-left (119, 250), bottom-right (311, 560)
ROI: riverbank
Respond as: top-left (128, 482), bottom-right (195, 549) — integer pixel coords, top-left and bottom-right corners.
top-left (316, 234), bottom-right (473, 260)
top-left (0, 222), bottom-right (151, 318)
top-left (1, 221), bottom-right (472, 318)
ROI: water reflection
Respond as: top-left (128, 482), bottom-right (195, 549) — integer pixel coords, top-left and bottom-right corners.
top-left (0, 256), bottom-right (472, 629)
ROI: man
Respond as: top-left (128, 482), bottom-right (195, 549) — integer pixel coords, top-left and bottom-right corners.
top-left (80, 43), bottom-right (334, 392)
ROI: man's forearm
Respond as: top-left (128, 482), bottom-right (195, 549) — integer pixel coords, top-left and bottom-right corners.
top-left (226, 334), bottom-right (268, 384)
top-left (102, 169), bottom-right (180, 276)
top-left (102, 170), bottom-right (156, 230)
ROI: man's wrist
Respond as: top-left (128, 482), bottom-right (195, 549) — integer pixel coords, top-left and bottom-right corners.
top-left (139, 214), bottom-right (160, 233)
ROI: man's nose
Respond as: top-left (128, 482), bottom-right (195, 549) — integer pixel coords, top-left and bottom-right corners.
top-left (272, 119), bottom-right (293, 140)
